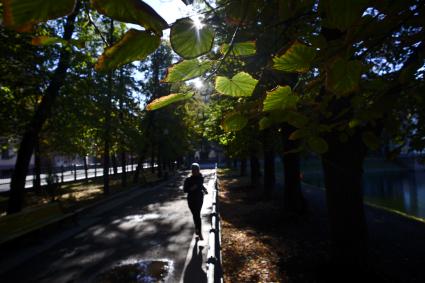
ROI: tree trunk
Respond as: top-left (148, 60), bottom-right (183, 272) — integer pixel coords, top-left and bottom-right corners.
top-left (157, 147), bottom-right (163, 178)
top-left (250, 152), bottom-right (260, 188)
top-left (111, 154), bottom-right (118, 175)
top-left (322, 131), bottom-right (368, 269)
top-left (150, 147), bottom-right (155, 173)
top-left (83, 155), bottom-right (88, 181)
top-left (121, 152), bottom-right (127, 187)
top-left (240, 158), bottom-right (247, 176)
top-left (282, 125), bottom-right (306, 213)
top-left (133, 156), bottom-right (143, 184)
top-left (118, 70), bottom-right (126, 188)
top-left (7, 6), bottom-right (79, 214)
top-left (262, 130), bottom-right (275, 199)
top-left (103, 19), bottom-right (114, 195)
top-left (33, 136), bottom-right (41, 195)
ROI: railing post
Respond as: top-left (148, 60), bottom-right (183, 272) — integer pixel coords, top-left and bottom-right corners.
top-left (61, 165), bottom-right (64, 183)
top-left (74, 164), bottom-right (77, 181)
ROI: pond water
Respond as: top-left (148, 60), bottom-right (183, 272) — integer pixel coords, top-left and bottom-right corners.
top-left (303, 170), bottom-right (425, 220)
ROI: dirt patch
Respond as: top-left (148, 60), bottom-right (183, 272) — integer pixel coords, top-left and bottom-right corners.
top-left (218, 170), bottom-right (333, 283)
top-left (219, 173), bottom-right (286, 282)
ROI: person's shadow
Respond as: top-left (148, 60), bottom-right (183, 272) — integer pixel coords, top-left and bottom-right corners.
top-left (183, 239), bottom-right (207, 283)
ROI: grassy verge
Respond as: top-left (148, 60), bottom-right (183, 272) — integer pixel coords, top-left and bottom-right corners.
top-left (0, 170), bottom-right (168, 216)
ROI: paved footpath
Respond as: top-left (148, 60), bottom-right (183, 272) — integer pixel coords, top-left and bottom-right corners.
top-left (0, 169), bottom-right (216, 283)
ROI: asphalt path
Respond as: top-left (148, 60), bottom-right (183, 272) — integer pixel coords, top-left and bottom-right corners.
top-left (0, 169), bottom-right (215, 283)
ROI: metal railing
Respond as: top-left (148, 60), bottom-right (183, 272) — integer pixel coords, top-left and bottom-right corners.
top-left (207, 164), bottom-right (223, 283)
top-left (0, 163), bottom-right (148, 193)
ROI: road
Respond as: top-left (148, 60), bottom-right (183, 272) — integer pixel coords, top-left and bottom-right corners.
top-left (0, 169), bottom-right (215, 283)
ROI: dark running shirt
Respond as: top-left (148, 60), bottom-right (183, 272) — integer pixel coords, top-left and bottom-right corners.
top-left (183, 175), bottom-right (204, 196)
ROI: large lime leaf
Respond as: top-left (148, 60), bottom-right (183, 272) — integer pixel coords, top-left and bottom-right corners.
top-left (273, 41), bottom-right (316, 73)
top-left (220, 41), bottom-right (256, 56)
top-left (162, 59), bottom-right (213, 83)
top-left (95, 29), bottom-right (160, 72)
top-left (215, 72), bottom-right (258, 97)
top-left (319, 0), bottom-right (368, 31)
top-left (91, 0), bottom-right (168, 35)
top-left (307, 137), bottom-right (328, 154)
top-left (3, 0), bottom-right (76, 32)
top-left (170, 17), bottom-right (214, 59)
top-left (146, 92), bottom-right (194, 111)
top-left (222, 112), bottom-right (248, 132)
top-left (326, 58), bottom-right (362, 96)
top-left (262, 86), bottom-right (297, 112)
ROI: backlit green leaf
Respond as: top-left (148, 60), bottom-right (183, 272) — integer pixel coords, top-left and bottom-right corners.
top-left (220, 41), bottom-right (256, 56)
top-left (263, 86), bottom-right (297, 112)
top-left (326, 58), bottom-right (362, 96)
top-left (170, 17), bottom-right (214, 59)
top-left (273, 41), bottom-right (316, 73)
top-left (222, 112), bottom-right (248, 132)
top-left (91, 0), bottom-right (168, 35)
top-left (307, 137), bottom-right (328, 154)
top-left (163, 59), bottom-right (213, 83)
top-left (215, 72), bottom-right (258, 97)
top-left (146, 92), bottom-right (194, 111)
top-left (3, 0), bottom-right (76, 32)
top-left (95, 29), bottom-right (160, 72)
top-left (286, 111), bottom-right (309, 128)
top-left (259, 117), bottom-right (273, 130)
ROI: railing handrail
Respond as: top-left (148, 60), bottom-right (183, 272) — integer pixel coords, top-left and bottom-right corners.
top-left (207, 163), bottom-right (223, 283)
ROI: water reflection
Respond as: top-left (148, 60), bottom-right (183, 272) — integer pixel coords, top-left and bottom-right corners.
top-left (94, 259), bottom-right (172, 283)
top-left (303, 171), bottom-right (425, 219)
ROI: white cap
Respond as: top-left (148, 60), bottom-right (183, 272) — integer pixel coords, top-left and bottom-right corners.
top-left (191, 163), bottom-right (200, 170)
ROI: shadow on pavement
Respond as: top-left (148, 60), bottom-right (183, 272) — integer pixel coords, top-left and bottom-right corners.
top-left (183, 238), bottom-right (207, 283)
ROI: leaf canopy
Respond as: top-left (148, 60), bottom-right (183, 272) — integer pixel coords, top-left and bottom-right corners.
top-left (273, 41), bottom-right (316, 73)
top-left (163, 59), bottom-right (213, 83)
top-left (220, 41), bottom-right (256, 56)
top-left (362, 131), bottom-right (380, 150)
top-left (3, 0), bottom-right (76, 32)
top-left (170, 17), bottom-right (214, 59)
top-left (222, 112), bottom-right (248, 132)
top-left (146, 92), bottom-right (194, 111)
top-left (326, 58), bottom-right (362, 95)
top-left (95, 29), bottom-right (160, 72)
top-left (91, 0), bottom-right (168, 35)
top-left (259, 117), bottom-right (273, 130)
top-left (319, 0), bottom-right (368, 31)
top-left (215, 72), bottom-right (258, 97)
top-left (31, 36), bottom-right (85, 48)
top-left (307, 136), bottom-right (329, 154)
top-left (263, 86), bottom-right (297, 112)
